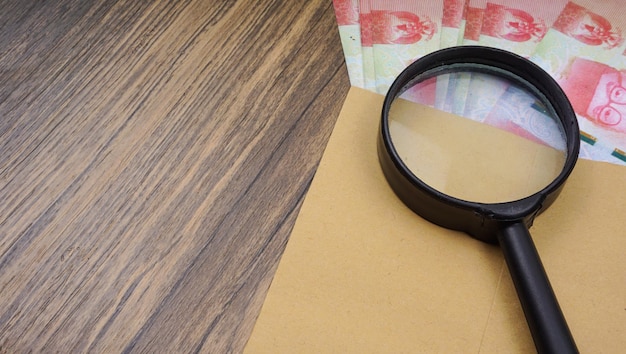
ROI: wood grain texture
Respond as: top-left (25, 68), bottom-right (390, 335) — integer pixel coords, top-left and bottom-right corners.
top-left (0, 0), bottom-right (350, 352)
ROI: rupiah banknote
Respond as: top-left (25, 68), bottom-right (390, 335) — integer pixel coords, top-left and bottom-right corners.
top-left (333, 0), bottom-right (364, 88)
top-left (331, 0), bottom-right (626, 165)
top-left (368, 0), bottom-right (443, 95)
top-left (531, 0), bottom-right (626, 164)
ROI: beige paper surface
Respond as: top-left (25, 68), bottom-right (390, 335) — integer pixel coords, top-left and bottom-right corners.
top-left (246, 87), bottom-right (626, 353)
top-left (389, 97), bottom-right (565, 203)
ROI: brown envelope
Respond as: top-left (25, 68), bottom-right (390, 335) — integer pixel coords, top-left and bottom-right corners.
top-left (245, 87), bottom-right (626, 353)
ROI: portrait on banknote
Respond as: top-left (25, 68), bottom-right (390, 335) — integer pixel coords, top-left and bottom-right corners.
top-left (560, 57), bottom-right (626, 134)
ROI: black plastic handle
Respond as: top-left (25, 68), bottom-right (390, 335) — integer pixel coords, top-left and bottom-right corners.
top-left (497, 222), bottom-right (578, 354)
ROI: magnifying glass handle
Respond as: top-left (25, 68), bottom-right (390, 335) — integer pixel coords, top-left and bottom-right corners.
top-left (497, 222), bottom-right (578, 354)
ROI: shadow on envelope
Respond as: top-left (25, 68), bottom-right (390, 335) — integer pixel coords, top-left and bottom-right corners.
top-left (245, 87), bottom-right (626, 353)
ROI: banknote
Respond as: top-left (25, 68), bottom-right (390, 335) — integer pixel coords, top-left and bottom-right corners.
top-left (333, 0), bottom-right (364, 88)
top-left (434, 0), bottom-right (466, 110)
top-left (478, 0), bottom-right (568, 57)
top-left (531, 1), bottom-right (626, 78)
top-left (462, 0), bottom-right (486, 45)
top-left (441, 0), bottom-right (466, 48)
top-left (483, 85), bottom-right (567, 151)
top-left (398, 77), bottom-right (438, 107)
top-left (607, 46), bottom-right (626, 70)
top-left (530, 0), bottom-right (626, 165)
top-left (330, 0), bottom-right (626, 165)
top-left (462, 0), bottom-right (569, 127)
top-left (441, 0), bottom-right (486, 115)
top-left (360, 0), bottom-right (377, 92)
top-left (456, 0), bottom-right (470, 45)
top-left (461, 74), bottom-right (510, 122)
top-left (368, 0), bottom-right (443, 94)
top-left (437, 69), bottom-right (566, 153)
top-left (557, 56), bottom-right (626, 164)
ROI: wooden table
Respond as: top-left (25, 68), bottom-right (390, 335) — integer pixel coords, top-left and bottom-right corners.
top-left (0, 0), bottom-right (350, 352)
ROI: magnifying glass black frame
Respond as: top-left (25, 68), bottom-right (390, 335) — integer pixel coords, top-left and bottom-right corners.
top-left (378, 46), bottom-right (579, 353)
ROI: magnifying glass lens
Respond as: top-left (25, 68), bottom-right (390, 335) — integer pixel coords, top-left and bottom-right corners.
top-left (388, 66), bottom-right (568, 203)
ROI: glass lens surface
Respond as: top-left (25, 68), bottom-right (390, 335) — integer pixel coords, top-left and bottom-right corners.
top-left (388, 65), bottom-right (567, 203)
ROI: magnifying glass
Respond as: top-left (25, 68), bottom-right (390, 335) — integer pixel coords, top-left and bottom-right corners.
top-left (378, 46), bottom-right (579, 353)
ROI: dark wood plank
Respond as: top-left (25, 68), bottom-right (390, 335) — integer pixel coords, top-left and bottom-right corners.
top-left (0, 0), bottom-right (350, 352)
